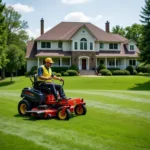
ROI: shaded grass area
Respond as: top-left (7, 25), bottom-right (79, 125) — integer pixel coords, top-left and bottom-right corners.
top-left (0, 76), bottom-right (150, 90)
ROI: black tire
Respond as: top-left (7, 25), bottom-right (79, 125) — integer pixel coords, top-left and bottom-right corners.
top-left (57, 107), bottom-right (71, 120)
top-left (74, 104), bottom-right (87, 115)
top-left (18, 99), bottom-right (32, 116)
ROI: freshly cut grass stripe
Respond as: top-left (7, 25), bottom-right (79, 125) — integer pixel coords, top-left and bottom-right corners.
top-left (66, 90), bottom-right (150, 103)
top-left (0, 117), bottom-right (110, 150)
top-left (86, 100), bottom-right (150, 120)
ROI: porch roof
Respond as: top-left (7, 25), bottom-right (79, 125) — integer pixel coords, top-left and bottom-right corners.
top-left (35, 50), bottom-right (71, 57)
top-left (96, 44), bottom-right (139, 58)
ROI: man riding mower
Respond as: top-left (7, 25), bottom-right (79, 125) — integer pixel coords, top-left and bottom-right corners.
top-left (18, 58), bottom-right (87, 120)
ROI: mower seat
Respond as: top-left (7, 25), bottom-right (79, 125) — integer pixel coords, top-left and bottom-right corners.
top-left (33, 74), bottom-right (52, 94)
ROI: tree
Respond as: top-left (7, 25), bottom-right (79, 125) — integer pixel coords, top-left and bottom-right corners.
top-left (0, 0), bottom-right (8, 79)
top-left (139, 0), bottom-right (150, 63)
top-left (112, 25), bottom-right (125, 36)
top-left (6, 44), bottom-right (25, 82)
top-left (3, 6), bottom-right (29, 50)
top-left (125, 24), bottom-right (143, 47)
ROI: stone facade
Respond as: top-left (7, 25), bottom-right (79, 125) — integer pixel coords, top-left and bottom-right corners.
top-left (71, 51), bottom-right (96, 70)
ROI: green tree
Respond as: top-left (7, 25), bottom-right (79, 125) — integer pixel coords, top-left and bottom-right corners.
top-left (125, 24), bottom-right (143, 47)
top-left (3, 6), bottom-right (29, 50)
top-left (112, 25), bottom-right (125, 36)
top-left (0, 0), bottom-right (8, 79)
top-left (6, 44), bottom-right (25, 82)
top-left (139, 0), bottom-right (150, 63)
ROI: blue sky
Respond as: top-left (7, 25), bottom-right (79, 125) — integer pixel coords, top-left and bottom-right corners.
top-left (3, 0), bottom-right (145, 38)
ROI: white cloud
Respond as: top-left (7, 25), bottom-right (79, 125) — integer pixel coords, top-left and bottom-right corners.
top-left (61, 0), bottom-right (91, 4)
top-left (26, 27), bottom-right (51, 38)
top-left (10, 3), bottom-right (34, 13)
top-left (64, 12), bottom-right (102, 23)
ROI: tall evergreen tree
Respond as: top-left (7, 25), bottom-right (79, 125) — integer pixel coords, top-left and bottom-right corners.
top-left (139, 0), bottom-right (150, 63)
top-left (0, 0), bottom-right (8, 78)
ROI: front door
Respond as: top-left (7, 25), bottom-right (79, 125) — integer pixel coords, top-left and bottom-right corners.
top-left (82, 59), bottom-right (86, 70)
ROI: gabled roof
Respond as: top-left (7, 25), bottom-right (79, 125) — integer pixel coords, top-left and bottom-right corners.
top-left (36, 22), bottom-right (123, 42)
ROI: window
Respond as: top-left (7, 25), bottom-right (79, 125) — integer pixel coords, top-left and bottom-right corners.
top-left (114, 44), bottom-right (118, 49)
top-left (109, 43), bottom-right (118, 49)
top-left (62, 58), bottom-right (70, 66)
top-left (108, 59), bottom-right (115, 66)
top-left (90, 42), bottom-right (93, 50)
top-left (58, 41), bottom-right (63, 48)
top-left (130, 45), bottom-right (134, 50)
top-left (41, 42), bottom-right (51, 48)
top-left (100, 60), bottom-right (104, 64)
top-left (129, 60), bottom-right (136, 66)
top-left (100, 43), bottom-right (104, 49)
top-left (41, 42), bottom-right (46, 48)
top-left (74, 42), bottom-right (78, 50)
top-left (80, 38), bottom-right (87, 50)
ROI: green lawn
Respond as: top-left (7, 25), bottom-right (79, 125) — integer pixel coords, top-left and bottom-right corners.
top-left (0, 76), bottom-right (150, 150)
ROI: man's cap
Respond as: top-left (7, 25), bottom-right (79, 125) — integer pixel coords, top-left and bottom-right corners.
top-left (45, 57), bottom-right (54, 63)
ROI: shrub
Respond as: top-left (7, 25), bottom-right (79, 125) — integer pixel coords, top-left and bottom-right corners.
top-left (66, 70), bottom-right (78, 76)
top-left (133, 69), bottom-right (137, 75)
top-left (69, 65), bottom-right (79, 71)
top-left (136, 64), bottom-right (150, 73)
top-left (100, 69), bottom-right (112, 76)
top-left (112, 70), bottom-right (125, 75)
top-left (24, 72), bottom-right (30, 76)
top-left (51, 67), bottom-right (69, 73)
top-left (30, 66), bottom-right (37, 75)
top-left (56, 73), bottom-right (61, 77)
top-left (123, 70), bottom-right (130, 75)
top-left (52, 72), bottom-right (57, 76)
top-left (61, 71), bottom-right (65, 76)
top-left (63, 72), bottom-right (69, 76)
top-left (108, 68), bottom-right (120, 73)
top-left (138, 72), bottom-right (144, 76)
top-left (126, 65), bottom-right (134, 75)
top-left (97, 64), bottom-right (106, 72)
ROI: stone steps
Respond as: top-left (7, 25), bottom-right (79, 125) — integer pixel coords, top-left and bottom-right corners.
top-left (79, 70), bottom-right (96, 75)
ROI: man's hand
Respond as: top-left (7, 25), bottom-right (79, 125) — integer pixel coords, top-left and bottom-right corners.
top-left (59, 77), bottom-right (64, 81)
top-left (47, 76), bottom-right (52, 80)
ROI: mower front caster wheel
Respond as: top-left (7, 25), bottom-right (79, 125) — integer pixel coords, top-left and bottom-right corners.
top-left (57, 108), bottom-right (71, 120)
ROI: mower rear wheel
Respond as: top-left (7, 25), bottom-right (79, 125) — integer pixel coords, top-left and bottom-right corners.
top-left (57, 108), bottom-right (71, 120)
top-left (75, 104), bottom-right (87, 115)
top-left (18, 99), bottom-right (32, 116)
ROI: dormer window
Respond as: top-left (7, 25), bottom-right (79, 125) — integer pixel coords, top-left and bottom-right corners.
top-left (41, 42), bottom-right (51, 48)
top-left (130, 45), bottom-right (134, 50)
top-left (109, 43), bottom-right (118, 50)
top-left (80, 38), bottom-right (87, 50)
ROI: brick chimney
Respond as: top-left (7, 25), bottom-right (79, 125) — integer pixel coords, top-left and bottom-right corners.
top-left (105, 21), bottom-right (110, 33)
top-left (41, 18), bottom-right (44, 35)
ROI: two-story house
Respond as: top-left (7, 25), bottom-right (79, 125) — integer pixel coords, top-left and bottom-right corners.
top-left (26, 18), bottom-right (139, 74)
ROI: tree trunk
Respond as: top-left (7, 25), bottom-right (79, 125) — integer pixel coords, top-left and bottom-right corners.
top-left (1, 67), bottom-right (5, 79)
top-left (11, 72), bottom-right (13, 82)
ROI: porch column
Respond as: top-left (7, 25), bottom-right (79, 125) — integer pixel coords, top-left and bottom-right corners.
top-left (37, 57), bottom-right (40, 68)
top-left (115, 58), bottom-right (116, 68)
top-left (60, 58), bottom-right (62, 67)
top-left (87, 57), bottom-right (89, 70)
top-left (124, 58), bottom-right (127, 69)
top-left (70, 57), bottom-right (71, 66)
top-left (105, 58), bottom-right (107, 68)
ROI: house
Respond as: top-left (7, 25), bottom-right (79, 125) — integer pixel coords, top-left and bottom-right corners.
top-left (26, 18), bottom-right (140, 74)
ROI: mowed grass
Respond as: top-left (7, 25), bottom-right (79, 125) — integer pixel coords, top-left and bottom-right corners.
top-left (0, 76), bottom-right (150, 150)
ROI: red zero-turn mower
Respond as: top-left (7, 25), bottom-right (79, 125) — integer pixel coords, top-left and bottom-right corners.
top-left (18, 75), bottom-right (87, 120)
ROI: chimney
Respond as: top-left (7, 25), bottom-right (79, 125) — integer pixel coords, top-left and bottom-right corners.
top-left (105, 21), bottom-right (110, 33)
top-left (41, 18), bottom-right (44, 35)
